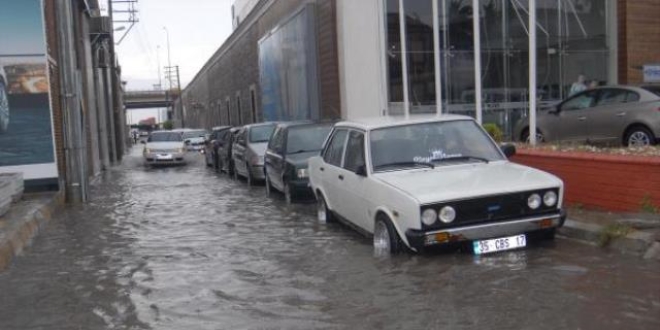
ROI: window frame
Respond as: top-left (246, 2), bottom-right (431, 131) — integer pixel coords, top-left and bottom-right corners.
top-left (342, 130), bottom-right (367, 174)
top-left (322, 128), bottom-right (349, 167)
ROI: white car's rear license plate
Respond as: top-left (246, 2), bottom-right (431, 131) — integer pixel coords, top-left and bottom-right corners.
top-left (473, 234), bottom-right (526, 255)
top-left (157, 154), bottom-right (173, 160)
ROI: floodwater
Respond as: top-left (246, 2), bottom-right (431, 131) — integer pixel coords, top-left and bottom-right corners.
top-left (1, 148), bottom-right (659, 329)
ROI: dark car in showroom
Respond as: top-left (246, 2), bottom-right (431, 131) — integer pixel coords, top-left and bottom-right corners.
top-left (204, 126), bottom-right (231, 168)
top-left (515, 85), bottom-right (660, 147)
top-left (264, 121), bottom-right (333, 203)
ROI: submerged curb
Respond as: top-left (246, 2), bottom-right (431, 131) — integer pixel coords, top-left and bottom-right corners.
top-left (0, 191), bottom-right (64, 272)
top-left (559, 218), bottom-right (659, 259)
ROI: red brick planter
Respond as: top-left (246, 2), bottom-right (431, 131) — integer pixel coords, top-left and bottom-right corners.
top-left (511, 149), bottom-right (660, 212)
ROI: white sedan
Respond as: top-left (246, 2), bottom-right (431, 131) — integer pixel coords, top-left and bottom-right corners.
top-left (308, 115), bottom-right (566, 255)
top-left (142, 131), bottom-right (187, 166)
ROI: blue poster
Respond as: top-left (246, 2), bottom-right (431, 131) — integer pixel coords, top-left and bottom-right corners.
top-left (0, 0), bottom-right (58, 180)
top-left (258, 5), bottom-right (319, 122)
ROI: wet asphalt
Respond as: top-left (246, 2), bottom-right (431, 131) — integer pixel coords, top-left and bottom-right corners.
top-left (0, 148), bottom-right (659, 330)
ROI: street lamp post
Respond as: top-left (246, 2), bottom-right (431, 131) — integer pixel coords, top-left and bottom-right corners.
top-left (163, 26), bottom-right (172, 90)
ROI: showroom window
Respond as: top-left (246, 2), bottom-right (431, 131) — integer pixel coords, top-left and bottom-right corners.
top-left (384, 0), bottom-right (611, 138)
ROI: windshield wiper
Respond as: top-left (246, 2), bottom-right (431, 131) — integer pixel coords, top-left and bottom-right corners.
top-left (375, 161), bottom-right (435, 170)
top-left (434, 156), bottom-right (490, 164)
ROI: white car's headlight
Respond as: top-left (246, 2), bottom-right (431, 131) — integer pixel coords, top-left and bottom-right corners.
top-left (439, 206), bottom-right (456, 223)
top-left (543, 191), bottom-right (558, 207)
top-left (528, 193), bottom-right (542, 209)
top-left (297, 168), bottom-right (308, 178)
top-left (421, 209), bottom-right (437, 226)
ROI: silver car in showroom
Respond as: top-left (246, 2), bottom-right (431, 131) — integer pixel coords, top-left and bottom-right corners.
top-left (142, 131), bottom-right (187, 166)
top-left (0, 65), bottom-right (9, 134)
top-left (515, 86), bottom-right (660, 147)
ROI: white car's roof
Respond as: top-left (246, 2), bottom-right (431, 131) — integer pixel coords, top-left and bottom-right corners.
top-left (335, 114), bottom-right (474, 131)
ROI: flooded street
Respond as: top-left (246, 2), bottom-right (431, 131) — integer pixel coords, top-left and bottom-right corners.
top-left (1, 149), bottom-right (659, 330)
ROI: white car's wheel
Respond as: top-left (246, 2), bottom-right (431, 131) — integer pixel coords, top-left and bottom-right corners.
top-left (374, 215), bottom-right (405, 255)
top-left (0, 80), bottom-right (9, 134)
top-left (317, 194), bottom-right (333, 223)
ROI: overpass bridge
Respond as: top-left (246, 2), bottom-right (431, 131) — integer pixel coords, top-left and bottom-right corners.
top-left (124, 90), bottom-right (180, 109)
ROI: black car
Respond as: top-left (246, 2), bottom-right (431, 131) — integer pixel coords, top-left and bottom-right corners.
top-left (264, 121), bottom-right (333, 203)
top-left (217, 127), bottom-right (241, 175)
top-left (204, 126), bottom-right (232, 168)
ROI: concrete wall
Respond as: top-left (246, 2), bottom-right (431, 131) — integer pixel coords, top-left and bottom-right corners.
top-left (335, 0), bottom-right (387, 120)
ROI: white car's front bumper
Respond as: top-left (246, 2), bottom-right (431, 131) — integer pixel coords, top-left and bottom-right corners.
top-left (144, 152), bottom-right (187, 165)
top-left (406, 210), bottom-right (566, 249)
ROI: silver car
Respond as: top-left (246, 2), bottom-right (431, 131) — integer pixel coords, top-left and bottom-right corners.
top-left (515, 86), bottom-right (660, 146)
top-left (0, 65), bottom-right (9, 134)
top-left (142, 131), bottom-right (187, 166)
top-left (232, 123), bottom-right (276, 185)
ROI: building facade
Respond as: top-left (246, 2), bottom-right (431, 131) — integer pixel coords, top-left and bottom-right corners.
top-left (0, 0), bottom-right (126, 203)
top-left (181, 0), bottom-right (660, 137)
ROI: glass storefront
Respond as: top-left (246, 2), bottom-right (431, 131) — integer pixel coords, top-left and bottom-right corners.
top-left (385, 0), bottom-right (611, 138)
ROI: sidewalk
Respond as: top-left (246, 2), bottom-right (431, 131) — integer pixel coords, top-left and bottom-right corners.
top-left (0, 192), bottom-right (63, 272)
top-left (559, 207), bottom-right (660, 260)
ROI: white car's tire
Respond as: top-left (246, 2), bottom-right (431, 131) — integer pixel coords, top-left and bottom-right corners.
top-left (316, 193), bottom-right (334, 223)
top-left (374, 215), bottom-right (405, 255)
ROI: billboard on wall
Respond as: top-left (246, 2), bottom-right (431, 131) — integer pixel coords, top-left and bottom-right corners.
top-left (258, 4), bottom-right (320, 121)
top-left (0, 0), bottom-right (58, 181)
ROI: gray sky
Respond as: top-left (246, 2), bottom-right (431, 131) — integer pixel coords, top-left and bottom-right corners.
top-left (112, 0), bottom-right (234, 124)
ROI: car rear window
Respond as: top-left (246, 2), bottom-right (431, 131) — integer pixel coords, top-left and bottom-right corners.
top-left (149, 132), bottom-right (182, 142)
top-left (249, 125), bottom-right (276, 143)
top-left (286, 124), bottom-right (332, 154)
top-left (641, 86), bottom-right (660, 97)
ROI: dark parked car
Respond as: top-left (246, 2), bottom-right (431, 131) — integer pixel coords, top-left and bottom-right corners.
top-left (204, 126), bottom-right (231, 168)
top-left (232, 123), bottom-right (277, 185)
top-left (264, 121), bottom-right (333, 203)
top-left (217, 127), bottom-right (241, 174)
top-left (515, 85), bottom-right (660, 146)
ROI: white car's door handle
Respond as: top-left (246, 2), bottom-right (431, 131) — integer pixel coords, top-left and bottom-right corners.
top-left (616, 112), bottom-right (626, 117)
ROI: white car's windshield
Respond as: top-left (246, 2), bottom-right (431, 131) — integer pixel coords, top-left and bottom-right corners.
top-left (148, 132), bottom-right (183, 142)
top-left (370, 120), bottom-right (504, 172)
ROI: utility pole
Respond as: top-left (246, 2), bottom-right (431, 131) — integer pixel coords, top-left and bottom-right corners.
top-left (176, 65), bottom-right (183, 127)
top-left (164, 65), bottom-right (182, 127)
